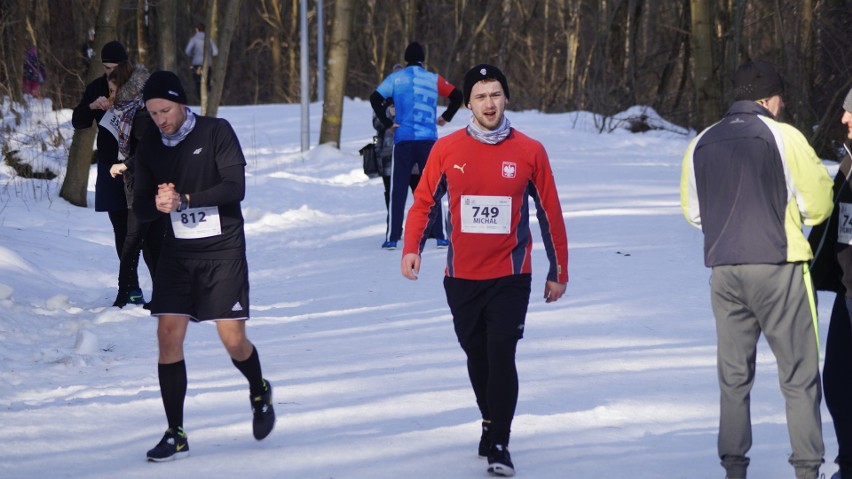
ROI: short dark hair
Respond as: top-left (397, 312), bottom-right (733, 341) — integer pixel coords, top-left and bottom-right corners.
top-left (196, 22), bottom-right (206, 32)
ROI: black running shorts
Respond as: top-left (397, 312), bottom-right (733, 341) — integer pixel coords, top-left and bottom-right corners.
top-left (151, 256), bottom-right (250, 321)
top-left (443, 274), bottom-right (531, 349)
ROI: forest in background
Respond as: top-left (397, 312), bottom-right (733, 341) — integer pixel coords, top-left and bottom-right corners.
top-left (1, 0), bottom-right (852, 157)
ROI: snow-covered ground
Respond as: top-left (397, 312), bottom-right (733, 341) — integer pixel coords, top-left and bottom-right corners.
top-left (0, 96), bottom-right (840, 478)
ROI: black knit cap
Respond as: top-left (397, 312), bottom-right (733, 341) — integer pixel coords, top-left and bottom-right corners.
top-left (404, 42), bottom-right (425, 65)
top-left (143, 70), bottom-right (188, 105)
top-left (463, 64), bottom-right (510, 105)
top-left (100, 40), bottom-right (128, 64)
top-left (732, 60), bottom-right (784, 101)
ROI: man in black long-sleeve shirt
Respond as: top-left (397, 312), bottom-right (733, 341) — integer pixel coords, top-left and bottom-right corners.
top-left (133, 71), bottom-right (276, 462)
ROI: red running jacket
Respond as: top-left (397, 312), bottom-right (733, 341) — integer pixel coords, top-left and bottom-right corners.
top-left (403, 128), bottom-right (569, 283)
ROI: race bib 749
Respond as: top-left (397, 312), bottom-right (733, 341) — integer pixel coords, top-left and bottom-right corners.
top-left (460, 195), bottom-right (511, 234)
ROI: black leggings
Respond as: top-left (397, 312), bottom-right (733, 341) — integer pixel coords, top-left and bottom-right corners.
top-left (444, 274), bottom-right (531, 446)
top-left (825, 295), bottom-right (852, 475)
top-left (462, 336), bottom-right (519, 446)
top-left (117, 212), bottom-right (166, 292)
top-left (107, 209), bottom-right (129, 258)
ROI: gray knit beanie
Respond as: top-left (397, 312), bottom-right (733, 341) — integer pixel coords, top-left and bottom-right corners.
top-left (844, 87), bottom-right (852, 113)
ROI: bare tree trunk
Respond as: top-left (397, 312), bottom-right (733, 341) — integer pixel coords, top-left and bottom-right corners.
top-left (577, 0), bottom-right (600, 110)
top-left (60, 0), bottom-right (121, 207)
top-left (201, 0), bottom-right (217, 115)
top-left (0, 0), bottom-right (29, 102)
top-left (795, 0), bottom-right (815, 135)
top-left (205, 0), bottom-right (240, 118)
top-left (538, 0), bottom-right (549, 110)
top-left (403, 0), bottom-right (412, 42)
top-left (319, 0), bottom-right (355, 147)
top-left (625, 0), bottom-right (642, 105)
top-left (136, 0), bottom-right (150, 65)
top-left (156, 0), bottom-right (177, 71)
top-left (653, 2), bottom-right (689, 111)
top-left (496, 0), bottom-right (511, 66)
top-left (288, 0), bottom-right (299, 102)
top-left (689, 0), bottom-right (720, 129)
top-left (720, 0), bottom-right (746, 103)
top-left (559, 1), bottom-right (579, 104)
top-left (258, 0), bottom-right (286, 103)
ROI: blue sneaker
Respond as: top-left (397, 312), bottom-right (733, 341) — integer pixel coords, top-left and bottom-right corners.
top-left (381, 241), bottom-right (398, 250)
top-left (436, 239), bottom-right (449, 248)
top-left (128, 288), bottom-right (145, 305)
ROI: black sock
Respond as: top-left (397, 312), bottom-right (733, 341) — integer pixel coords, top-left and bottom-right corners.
top-left (232, 345), bottom-right (265, 397)
top-left (158, 360), bottom-right (187, 431)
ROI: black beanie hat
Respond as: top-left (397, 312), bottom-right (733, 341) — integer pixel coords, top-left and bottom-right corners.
top-left (463, 64), bottom-right (510, 105)
top-left (404, 42), bottom-right (425, 65)
top-left (143, 70), bottom-right (188, 105)
top-left (732, 60), bottom-right (784, 101)
top-left (100, 40), bottom-right (128, 64)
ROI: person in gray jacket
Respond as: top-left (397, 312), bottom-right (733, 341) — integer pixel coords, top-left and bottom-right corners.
top-left (184, 22), bottom-right (217, 100)
top-left (681, 60), bottom-right (833, 479)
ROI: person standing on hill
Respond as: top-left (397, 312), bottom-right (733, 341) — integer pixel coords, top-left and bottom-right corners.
top-left (370, 41), bottom-right (463, 250)
top-left (22, 46), bottom-right (46, 97)
top-left (184, 22), bottom-right (218, 101)
top-left (681, 60), bottom-right (832, 479)
top-left (401, 64), bottom-right (568, 477)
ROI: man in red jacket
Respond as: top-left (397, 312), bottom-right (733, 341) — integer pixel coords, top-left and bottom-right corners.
top-left (401, 64), bottom-right (568, 477)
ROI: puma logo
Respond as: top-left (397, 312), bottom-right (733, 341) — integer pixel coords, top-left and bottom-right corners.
top-left (453, 164), bottom-right (467, 174)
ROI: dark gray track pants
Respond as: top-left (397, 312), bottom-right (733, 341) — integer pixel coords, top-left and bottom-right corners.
top-left (710, 263), bottom-right (824, 478)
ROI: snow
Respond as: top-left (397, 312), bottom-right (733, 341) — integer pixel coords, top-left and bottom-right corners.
top-left (0, 96), bottom-right (840, 478)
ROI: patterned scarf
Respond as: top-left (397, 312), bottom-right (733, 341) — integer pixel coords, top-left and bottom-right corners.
top-left (112, 96), bottom-right (144, 160)
top-left (467, 114), bottom-right (512, 145)
top-left (161, 108), bottom-right (196, 147)
top-left (112, 65), bottom-right (149, 160)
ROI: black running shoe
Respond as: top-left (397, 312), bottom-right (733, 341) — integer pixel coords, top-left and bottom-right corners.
top-left (478, 421), bottom-right (492, 457)
top-left (487, 443), bottom-right (515, 477)
top-left (251, 379), bottom-right (275, 440)
top-left (146, 427), bottom-right (189, 462)
top-left (112, 290), bottom-right (129, 308)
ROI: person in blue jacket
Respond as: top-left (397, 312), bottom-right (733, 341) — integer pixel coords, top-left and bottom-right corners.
top-left (370, 41), bottom-right (463, 250)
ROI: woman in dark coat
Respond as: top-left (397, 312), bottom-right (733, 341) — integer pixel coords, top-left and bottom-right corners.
top-left (71, 41), bottom-right (153, 305)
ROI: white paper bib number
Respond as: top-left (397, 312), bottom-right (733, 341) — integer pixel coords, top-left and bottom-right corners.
top-left (170, 206), bottom-right (222, 239)
top-left (99, 108), bottom-right (121, 142)
top-left (839, 203), bottom-right (852, 245)
top-left (460, 195), bottom-right (511, 234)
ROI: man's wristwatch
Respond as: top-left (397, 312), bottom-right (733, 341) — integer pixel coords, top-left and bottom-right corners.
top-left (178, 194), bottom-right (189, 212)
